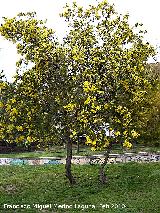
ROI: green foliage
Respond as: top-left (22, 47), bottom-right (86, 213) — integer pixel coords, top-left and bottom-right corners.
top-left (0, 1), bottom-right (157, 150)
top-left (138, 63), bottom-right (160, 145)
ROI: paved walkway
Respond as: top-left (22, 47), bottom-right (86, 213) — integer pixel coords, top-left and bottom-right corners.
top-left (0, 152), bottom-right (160, 165)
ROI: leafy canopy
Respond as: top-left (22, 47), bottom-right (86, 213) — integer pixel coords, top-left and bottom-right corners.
top-left (0, 1), bottom-right (156, 150)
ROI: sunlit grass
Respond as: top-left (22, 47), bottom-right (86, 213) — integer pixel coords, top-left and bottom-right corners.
top-left (0, 163), bottom-right (160, 212)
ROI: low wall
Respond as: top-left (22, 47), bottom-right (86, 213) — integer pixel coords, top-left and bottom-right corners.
top-left (0, 152), bottom-right (160, 165)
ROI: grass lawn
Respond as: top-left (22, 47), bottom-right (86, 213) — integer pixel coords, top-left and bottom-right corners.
top-left (0, 162), bottom-right (160, 213)
top-left (0, 144), bottom-right (160, 159)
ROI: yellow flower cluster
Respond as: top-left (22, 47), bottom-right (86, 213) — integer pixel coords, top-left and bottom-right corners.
top-left (70, 130), bottom-right (77, 138)
top-left (85, 136), bottom-right (97, 151)
top-left (16, 126), bottom-right (23, 131)
top-left (83, 81), bottom-right (97, 93)
top-left (123, 140), bottom-right (132, 149)
top-left (131, 130), bottom-right (140, 138)
top-left (84, 96), bottom-right (91, 105)
top-left (27, 136), bottom-right (32, 142)
top-left (123, 130), bottom-right (128, 136)
top-left (11, 98), bottom-right (16, 104)
top-left (90, 103), bottom-right (101, 113)
top-left (86, 135), bottom-right (92, 144)
top-left (114, 131), bottom-right (121, 137)
top-left (6, 124), bottom-right (14, 133)
top-left (80, 117), bottom-right (88, 124)
top-left (15, 135), bottom-right (25, 142)
top-left (84, 96), bottom-right (96, 105)
top-left (10, 108), bottom-right (18, 116)
top-left (104, 103), bottom-right (109, 110)
top-left (0, 101), bottom-right (4, 108)
top-left (6, 104), bottom-right (11, 112)
top-left (0, 82), bottom-right (7, 90)
top-left (63, 103), bottom-right (76, 111)
top-left (116, 105), bottom-right (126, 114)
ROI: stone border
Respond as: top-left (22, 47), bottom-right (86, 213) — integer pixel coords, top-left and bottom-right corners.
top-left (0, 152), bottom-right (159, 165)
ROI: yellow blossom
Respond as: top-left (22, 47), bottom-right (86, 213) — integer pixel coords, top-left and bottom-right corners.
top-left (114, 131), bottom-right (121, 136)
top-left (96, 105), bottom-right (101, 110)
top-left (70, 130), bottom-right (77, 138)
top-left (86, 136), bottom-right (92, 144)
top-left (18, 135), bottom-right (25, 141)
top-left (11, 98), bottom-right (16, 104)
top-left (92, 139), bottom-right (97, 146)
top-left (131, 130), bottom-right (140, 138)
top-left (123, 130), bottom-right (128, 136)
top-left (83, 81), bottom-right (90, 92)
top-left (6, 104), bottom-right (11, 111)
top-left (104, 103), bottom-right (109, 109)
top-left (16, 126), bottom-right (23, 131)
top-left (63, 103), bottom-right (76, 111)
top-left (0, 101), bottom-right (4, 108)
top-left (90, 85), bottom-right (96, 91)
top-left (84, 96), bottom-right (91, 105)
top-left (72, 130), bottom-right (77, 136)
top-left (83, 81), bottom-right (97, 92)
top-left (123, 140), bottom-right (132, 149)
top-left (10, 108), bottom-right (18, 116)
top-left (91, 109), bottom-right (97, 113)
top-left (27, 136), bottom-right (32, 142)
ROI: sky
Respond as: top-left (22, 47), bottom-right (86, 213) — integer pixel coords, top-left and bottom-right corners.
top-left (0, 0), bottom-right (160, 82)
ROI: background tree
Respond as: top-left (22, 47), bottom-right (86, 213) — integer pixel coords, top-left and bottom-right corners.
top-left (137, 63), bottom-right (160, 146)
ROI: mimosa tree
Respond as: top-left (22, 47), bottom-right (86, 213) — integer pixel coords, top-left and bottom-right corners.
top-left (0, 1), bottom-right (156, 184)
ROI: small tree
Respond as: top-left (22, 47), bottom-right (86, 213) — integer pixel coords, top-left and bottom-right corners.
top-left (0, 1), bottom-right (156, 184)
top-left (60, 0), bottom-right (156, 183)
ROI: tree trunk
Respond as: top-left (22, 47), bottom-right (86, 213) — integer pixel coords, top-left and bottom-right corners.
top-left (99, 142), bottom-right (112, 184)
top-left (77, 140), bottom-right (80, 154)
top-left (65, 136), bottom-right (76, 185)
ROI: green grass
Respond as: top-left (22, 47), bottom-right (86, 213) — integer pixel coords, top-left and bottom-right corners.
top-left (0, 163), bottom-right (160, 213)
top-left (0, 144), bottom-right (159, 159)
